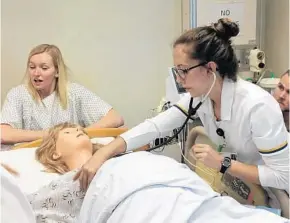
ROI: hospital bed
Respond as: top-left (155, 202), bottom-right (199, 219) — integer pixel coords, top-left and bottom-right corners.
top-left (1, 127), bottom-right (288, 221)
top-left (184, 126), bottom-right (289, 219)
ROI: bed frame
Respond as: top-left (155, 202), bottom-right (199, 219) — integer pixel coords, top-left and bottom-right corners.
top-left (12, 127), bottom-right (149, 151)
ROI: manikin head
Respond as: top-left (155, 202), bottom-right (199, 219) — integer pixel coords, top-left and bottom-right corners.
top-left (36, 123), bottom-right (103, 174)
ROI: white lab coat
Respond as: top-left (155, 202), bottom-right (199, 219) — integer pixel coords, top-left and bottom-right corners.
top-left (120, 77), bottom-right (289, 192)
top-left (0, 166), bottom-right (36, 223)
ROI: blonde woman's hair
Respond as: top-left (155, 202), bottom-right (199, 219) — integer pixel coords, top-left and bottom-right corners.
top-left (36, 122), bottom-right (103, 174)
top-left (25, 44), bottom-right (69, 109)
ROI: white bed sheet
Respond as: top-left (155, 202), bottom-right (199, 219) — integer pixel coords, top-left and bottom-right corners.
top-left (79, 152), bottom-right (289, 223)
top-left (1, 166), bottom-right (36, 223)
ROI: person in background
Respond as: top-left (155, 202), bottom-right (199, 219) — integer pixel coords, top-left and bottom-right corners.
top-left (1, 44), bottom-right (124, 148)
top-left (272, 69), bottom-right (289, 131)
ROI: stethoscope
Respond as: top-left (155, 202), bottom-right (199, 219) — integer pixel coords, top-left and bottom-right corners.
top-left (115, 71), bottom-right (217, 157)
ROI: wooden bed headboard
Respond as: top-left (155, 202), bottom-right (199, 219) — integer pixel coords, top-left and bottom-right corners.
top-left (13, 127), bottom-right (129, 150)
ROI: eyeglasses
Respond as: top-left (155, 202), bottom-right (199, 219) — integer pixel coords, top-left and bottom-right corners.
top-left (172, 62), bottom-right (207, 79)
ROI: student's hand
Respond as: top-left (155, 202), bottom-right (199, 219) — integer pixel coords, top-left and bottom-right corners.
top-left (73, 148), bottom-right (109, 191)
top-left (73, 137), bottom-right (127, 191)
top-left (192, 144), bottom-right (223, 170)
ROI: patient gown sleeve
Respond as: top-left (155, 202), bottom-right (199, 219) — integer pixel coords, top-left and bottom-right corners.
top-left (1, 87), bottom-right (23, 129)
top-left (250, 97), bottom-right (289, 192)
top-left (27, 170), bottom-right (85, 223)
top-left (72, 83), bottom-right (112, 127)
top-left (121, 93), bottom-right (196, 151)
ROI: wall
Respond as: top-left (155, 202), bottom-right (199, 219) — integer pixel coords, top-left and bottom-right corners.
top-left (264, 0), bottom-right (289, 77)
top-left (1, 0), bottom-right (289, 161)
top-left (1, 0), bottom-right (182, 128)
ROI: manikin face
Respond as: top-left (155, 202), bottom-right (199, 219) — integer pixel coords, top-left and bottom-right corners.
top-left (173, 44), bottom-right (213, 98)
top-left (273, 74), bottom-right (289, 111)
top-left (53, 127), bottom-right (93, 163)
top-left (28, 52), bottom-right (58, 96)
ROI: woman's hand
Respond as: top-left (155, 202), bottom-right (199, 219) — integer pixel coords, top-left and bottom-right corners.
top-left (192, 144), bottom-right (223, 170)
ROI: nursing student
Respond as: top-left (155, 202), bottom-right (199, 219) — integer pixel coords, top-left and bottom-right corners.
top-left (75, 18), bottom-right (289, 198)
top-left (1, 44), bottom-right (124, 148)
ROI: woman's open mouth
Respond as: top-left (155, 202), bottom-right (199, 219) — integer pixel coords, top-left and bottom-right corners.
top-left (34, 79), bottom-right (43, 84)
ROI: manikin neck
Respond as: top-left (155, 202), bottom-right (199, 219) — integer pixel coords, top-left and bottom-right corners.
top-left (64, 149), bottom-right (93, 171)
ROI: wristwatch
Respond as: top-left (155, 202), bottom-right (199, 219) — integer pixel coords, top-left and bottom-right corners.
top-left (220, 156), bottom-right (231, 174)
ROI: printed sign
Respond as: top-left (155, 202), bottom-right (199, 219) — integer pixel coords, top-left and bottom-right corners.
top-left (196, 0), bottom-right (245, 36)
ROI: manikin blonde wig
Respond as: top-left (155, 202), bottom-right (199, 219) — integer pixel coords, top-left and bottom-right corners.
top-left (36, 122), bottom-right (103, 174)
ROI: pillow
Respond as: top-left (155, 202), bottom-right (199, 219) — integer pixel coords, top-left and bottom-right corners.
top-left (0, 137), bottom-right (114, 194)
top-left (0, 147), bottom-right (59, 194)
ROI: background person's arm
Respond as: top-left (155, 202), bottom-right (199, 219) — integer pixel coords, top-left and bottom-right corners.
top-left (1, 124), bottom-right (45, 144)
top-left (88, 109), bottom-right (124, 129)
top-left (74, 83), bottom-right (124, 128)
top-left (1, 87), bottom-right (45, 144)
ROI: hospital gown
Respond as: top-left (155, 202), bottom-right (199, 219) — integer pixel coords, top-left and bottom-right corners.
top-left (27, 170), bottom-right (84, 223)
top-left (1, 83), bottom-right (112, 150)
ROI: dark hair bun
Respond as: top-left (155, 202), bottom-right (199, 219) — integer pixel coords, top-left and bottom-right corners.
top-left (213, 18), bottom-right (239, 41)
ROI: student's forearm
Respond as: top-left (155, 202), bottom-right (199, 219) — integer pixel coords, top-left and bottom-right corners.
top-left (227, 160), bottom-right (260, 185)
top-left (1, 125), bottom-right (44, 144)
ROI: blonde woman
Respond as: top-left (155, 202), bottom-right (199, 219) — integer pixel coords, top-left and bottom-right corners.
top-left (26, 123), bottom-right (286, 222)
top-left (1, 44), bottom-right (124, 147)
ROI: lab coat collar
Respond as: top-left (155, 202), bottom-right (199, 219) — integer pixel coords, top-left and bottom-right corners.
top-left (198, 77), bottom-right (235, 121)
